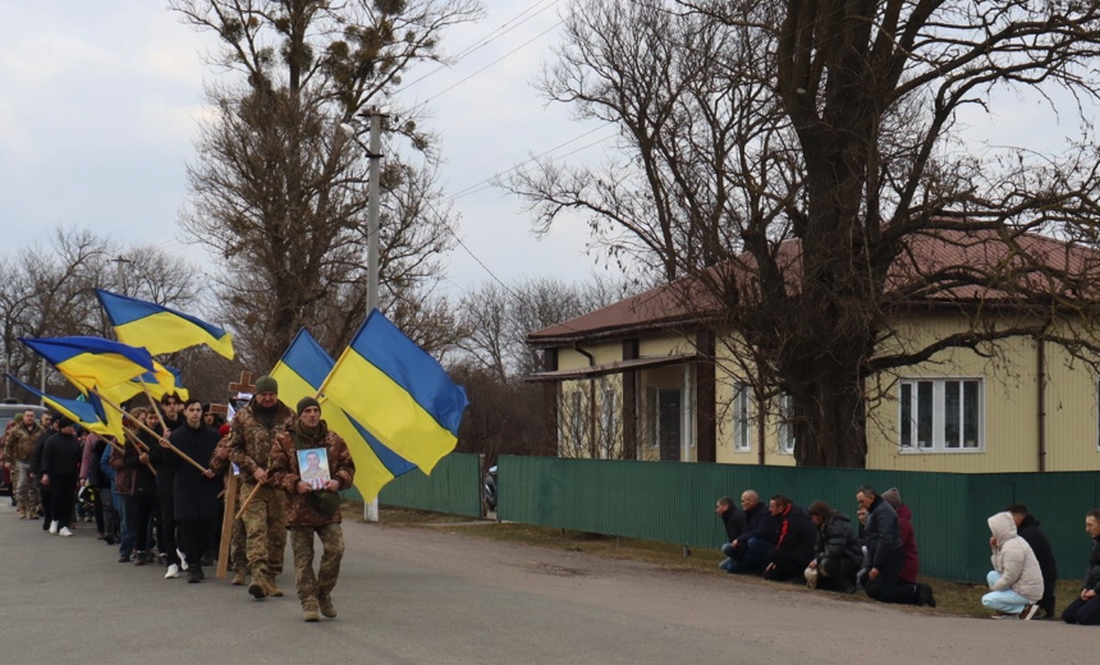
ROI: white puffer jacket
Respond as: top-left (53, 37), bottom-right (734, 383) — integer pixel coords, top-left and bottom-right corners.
top-left (988, 511), bottom-right (1043, 602)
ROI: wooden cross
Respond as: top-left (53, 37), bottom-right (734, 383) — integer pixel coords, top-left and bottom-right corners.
top-left (228, 371), bottom-right (256, 395)
top-left (215, 370), bottom-right (256, 581)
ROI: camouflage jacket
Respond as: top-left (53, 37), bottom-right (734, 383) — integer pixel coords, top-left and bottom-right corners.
top-left (225, 401), bottom-right (295, 479)
top-left (268, 421), bottom-right (355, 528)
top-left (2, 421), bottom-right (42, 464)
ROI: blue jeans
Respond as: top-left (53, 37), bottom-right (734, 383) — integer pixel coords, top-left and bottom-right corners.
top-left (113, 491), bottom-right (132, 557)
top-left (723, 538), bottom-right (774, 575)
top-left (719, 543), bottom-right (736, 573)
top-left (983, 570), bottom-right (1031, 614)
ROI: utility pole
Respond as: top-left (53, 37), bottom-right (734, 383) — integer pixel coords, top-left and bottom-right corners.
top-left (364, 106), bottom-right (386, 523)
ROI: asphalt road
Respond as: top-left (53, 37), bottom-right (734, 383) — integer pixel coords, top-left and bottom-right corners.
top-left (0, 502), bottom-right (1095, 664)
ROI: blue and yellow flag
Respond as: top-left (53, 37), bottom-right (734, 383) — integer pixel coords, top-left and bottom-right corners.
top-left (270, 328), bottom-right (415, 501)
top-left (19, 336), bottom-right (155, 393)
top-left (102, 361), bottom-right (189, 404)
top-left (318, 310), bottom-right (468, 475)
top-left (95, 288), bottom-right (235, 360)
top-left (5, 374), bottom-right (125, 440)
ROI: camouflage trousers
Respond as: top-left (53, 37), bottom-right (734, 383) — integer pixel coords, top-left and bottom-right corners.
top-left (230, 517), bottom-right (247, 573)
top-left (239, 482), bottom-right (286, 580)
top-left (13, 462), bottom-right (38, 514)
top-left (290, 523), bottom-right (345, 604)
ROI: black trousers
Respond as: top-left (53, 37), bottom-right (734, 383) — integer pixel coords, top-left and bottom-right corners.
top-left (864, 546), bottom-right (920, 605)
top-left (177, 518), bottom-right (216, 572)
top-left (127, 494), bottom-right (157, 554)
top-left (818, 556), bottom-right (860, 591)
top-left (763, 549), bottom-right (813, 582)
top-left (157, 494), bottom-right (179, 565)
top-left (1063, 595), bottom-right (1100, 625)
top-left (39, 485), bottom-right (52, 530)
top-left (49, 475), bottom-right (78, 527)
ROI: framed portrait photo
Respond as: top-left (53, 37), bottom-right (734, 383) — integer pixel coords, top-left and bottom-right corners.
top-left (298, 448), bottom-right (331, 490)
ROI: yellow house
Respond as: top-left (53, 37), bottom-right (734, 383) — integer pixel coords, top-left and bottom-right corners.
top-left (527, 234), bottom-right (1100, 473)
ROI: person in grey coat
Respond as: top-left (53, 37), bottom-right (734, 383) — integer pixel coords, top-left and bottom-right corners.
top-left (806, 501), bottom-right (862, 593)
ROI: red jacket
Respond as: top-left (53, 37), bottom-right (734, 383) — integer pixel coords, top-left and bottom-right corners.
top-left (897, 505), bottom-right (920, 583)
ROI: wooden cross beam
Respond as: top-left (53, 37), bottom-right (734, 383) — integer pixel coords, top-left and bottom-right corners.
top-left (207, 404), bottom-right (229, 417)
top-left (228, 371), bottom-right (256, 395)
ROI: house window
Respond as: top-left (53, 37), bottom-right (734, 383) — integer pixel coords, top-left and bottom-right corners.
top-left (778, 393), bottom-right (795, 454)
top-left (569, 390), bottom-right (585, 450)
top-left (899, 378), bottom-right (983, 452)
top-left (732, 382), bottom-right (752, 452)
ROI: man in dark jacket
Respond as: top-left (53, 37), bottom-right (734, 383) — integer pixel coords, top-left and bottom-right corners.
top-left (1008, 504), bottom-right (1058, 619)
top-left (716, 496), bottom-right (746, 573)
top-left (806, 501), bottom-right (863, 593)
top-left (763, 495), bottom-right (816, 582)
top-left (40, 416), bottom-right (83, 537)
top-left (725, 490), bottom-right (779, 575)
top-left (1062, 509), bottom-right (1100, 625)
top-left (857, 485), bottom-right (935, 607)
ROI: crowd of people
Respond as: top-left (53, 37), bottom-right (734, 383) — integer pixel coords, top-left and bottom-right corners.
top-left (715, 486), bottom-right (1100, 623)
top-left (1, 375), bottom-right (357, 622)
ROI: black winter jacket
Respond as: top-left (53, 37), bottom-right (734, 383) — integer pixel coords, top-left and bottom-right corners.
top-left (737, 502), bottom-right (779, 545)
top-left (1083, 536), bottom-right (1100, 594)
top-left (772, 504), bottom-right (816, 561)
top-left (815, 511), bottom-right (863, 567)
top-left (1016, 515), bottom-right (1058, 585)
top-left (864, 496), bottom-right (902, 569)
top-left (41, 432), bottom-right (83, 479)
top-left (719, 506), bottom-right (747, 542)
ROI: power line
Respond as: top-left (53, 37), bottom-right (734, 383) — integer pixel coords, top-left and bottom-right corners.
top-left (397, 0), bottom-right (562, 94)
top-left (449, 123), bottom-right (618, 201)
top-left (417, 18), bottom-right (565, 106)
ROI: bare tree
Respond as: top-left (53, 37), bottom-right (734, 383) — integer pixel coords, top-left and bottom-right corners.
top-left (172, 0), bottom-right (482, 369)
top-left (1, 228), bottom-right (204, 400)
top-left (509, 0), bottom-right (1100, 466)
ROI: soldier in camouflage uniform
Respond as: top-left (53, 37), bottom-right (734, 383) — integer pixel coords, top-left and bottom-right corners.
top-left (2, 411), bottom-right (44, 519)
top-left (225, 375), bottom-right (295, 599)
top-left (268, 396), bottom-right (355, 622)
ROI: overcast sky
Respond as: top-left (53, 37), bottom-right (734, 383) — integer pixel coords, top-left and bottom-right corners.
top-left (0, 0), bottom-right (610, 300)
top-left (0, 1), bottom-right (1091, 305)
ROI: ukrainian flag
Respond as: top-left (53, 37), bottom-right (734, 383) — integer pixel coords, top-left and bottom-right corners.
top-left (95, 288), bottom-right (235, 360)
top-left (270, 328), bottom-right (415, 501)
top-left (19, 336), bottom-right (155, 392)
top-left (102, 361), bottom-right (189, 404)
top-left (5, 374), bottom-right (125, 440)
top-left (319, 310), bottom-right (468, 475)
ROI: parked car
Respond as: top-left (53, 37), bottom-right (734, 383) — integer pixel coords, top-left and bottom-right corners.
top-left (0, 401), bottom-right (48, 497)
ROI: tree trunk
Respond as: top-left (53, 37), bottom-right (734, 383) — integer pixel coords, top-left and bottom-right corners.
top-left (791, 353), bottom-right (868, 468)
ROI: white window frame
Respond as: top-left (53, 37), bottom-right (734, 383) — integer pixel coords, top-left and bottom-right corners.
top-left (898, 377), bottom-right (984, 453)
top-left (778, 393), bottom-right (796, 454)
top-left (732, 381), bottom-right (752, 452)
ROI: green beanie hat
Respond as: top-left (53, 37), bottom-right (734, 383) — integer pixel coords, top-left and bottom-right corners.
top-left (255, 375), bottom-right (278, 394)
top-left (296, 396), bottom-right (320, 415)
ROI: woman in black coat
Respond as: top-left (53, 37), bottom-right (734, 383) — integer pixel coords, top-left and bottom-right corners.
top-left (163, 399), bottom-right (221, 583)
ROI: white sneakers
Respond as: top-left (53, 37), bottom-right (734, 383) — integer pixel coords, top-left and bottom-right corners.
top-left (165, 564), bottom-right (181, 579)
top-left (48, 521), bottom-right (59, 535)
top-left (58, 527), bottom-right (73, 537)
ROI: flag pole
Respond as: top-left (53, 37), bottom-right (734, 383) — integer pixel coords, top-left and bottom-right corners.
top-left (91, 388), bottom-right (207, 474)
top-left (234, 481), bottom-right (264, 520)
top-left (140, 382), bottom-right (172, 436)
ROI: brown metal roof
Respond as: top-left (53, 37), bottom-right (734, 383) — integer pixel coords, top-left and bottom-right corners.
top-left (528, 229), bottom-right (1100, 347)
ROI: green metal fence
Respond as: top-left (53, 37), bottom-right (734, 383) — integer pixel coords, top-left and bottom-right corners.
top-left (495, 456), bottom-right (1100, 583)
top-left (375, 452), bottom-right (483, 517)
